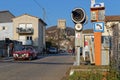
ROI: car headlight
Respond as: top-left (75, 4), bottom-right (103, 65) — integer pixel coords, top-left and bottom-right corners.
top-left (13, 54), bottom-right (16, 57)
top-left (26, 54), bottom-right (29, 57)
top-left (23, 53), bottom-right (29, 57)
top-left (16, 54), bottom-right (18, 57)
top-left (22, 54), bottom-right (25, 57)
top-left (13, 54), bottom-right (18, 57)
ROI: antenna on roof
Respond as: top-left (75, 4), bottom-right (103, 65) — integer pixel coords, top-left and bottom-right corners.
top-left (42, 8), bottom-right (46, 22)
top-left (33, 0), bottom-right (46, 21)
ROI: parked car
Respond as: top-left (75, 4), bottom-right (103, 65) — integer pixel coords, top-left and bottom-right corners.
top-left (49, 47), bottom-right (58, 54)
top-left (59, 48), bottom-right (66, 53)
top-left (13, 46), bottom-right (38, 60)
top-left (68, 49), bottom-right (72, 53)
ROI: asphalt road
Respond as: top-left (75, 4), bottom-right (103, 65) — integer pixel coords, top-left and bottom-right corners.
top-left (0, 53), bottom-right (74, 80)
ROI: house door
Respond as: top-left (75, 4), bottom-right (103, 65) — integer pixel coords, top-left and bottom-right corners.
top-left (19, 36), bottom-right (26, 45)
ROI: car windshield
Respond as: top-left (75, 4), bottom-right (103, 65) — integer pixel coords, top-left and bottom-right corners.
top-left (22, 47), bottom-right (32, 50)
top-left (14, 46), bottom-right (23, 51)
top-left (14, 46), bottom-right (33, 51)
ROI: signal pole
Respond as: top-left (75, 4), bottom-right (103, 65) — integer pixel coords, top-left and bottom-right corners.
top-left (71, 8), bottom-right (87, 66)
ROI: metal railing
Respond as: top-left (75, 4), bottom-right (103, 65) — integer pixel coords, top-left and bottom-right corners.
top-left (16, 28), bottom-right (34, 34)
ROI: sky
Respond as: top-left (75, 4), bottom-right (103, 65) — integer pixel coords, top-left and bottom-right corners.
top-left (0, 0), bottom-right (120, 29)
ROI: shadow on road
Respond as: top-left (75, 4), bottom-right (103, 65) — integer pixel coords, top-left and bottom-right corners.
top-left (0, 60), bottom-right (73, 66)
top-left (0, 53), bottom-right (73, 65)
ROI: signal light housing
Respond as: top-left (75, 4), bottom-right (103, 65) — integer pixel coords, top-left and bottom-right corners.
top-left (71, 8), bottom-right (86, 24)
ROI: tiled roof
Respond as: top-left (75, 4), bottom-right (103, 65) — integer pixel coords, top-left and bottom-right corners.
top-left (105, 16), bottom-right (120, 22)
top-left (0, 10), bottom-right (15, 23)
top-left (13, 14), bottom-right (47, 26)
top-left (82, 29), bottom-right (93, 33)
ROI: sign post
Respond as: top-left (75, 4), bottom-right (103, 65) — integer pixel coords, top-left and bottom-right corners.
top-left (90, 1), bottom-right (105, 65)
top-left (75, 24), bottom-right (83, 65)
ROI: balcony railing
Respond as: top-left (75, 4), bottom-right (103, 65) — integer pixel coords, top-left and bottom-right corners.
top-left (16, 27), bottom-right (34, 34)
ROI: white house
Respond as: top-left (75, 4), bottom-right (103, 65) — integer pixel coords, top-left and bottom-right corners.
top-left (0, 10), bottom-right (15, 40)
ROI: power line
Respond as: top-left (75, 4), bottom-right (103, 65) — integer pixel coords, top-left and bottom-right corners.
top-left (33, 0), bottom-right (43, 9)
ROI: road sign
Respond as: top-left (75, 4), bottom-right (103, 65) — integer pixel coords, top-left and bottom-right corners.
top-left (75, 24), bottom-right (83, 31)
top-left (94, 22), bottom-right (104, 32)
top-left (91, 3), bottom-right (104, 8)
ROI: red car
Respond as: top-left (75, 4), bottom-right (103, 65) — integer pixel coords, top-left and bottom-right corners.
top-left (13, 46), bottom-right (38, 60)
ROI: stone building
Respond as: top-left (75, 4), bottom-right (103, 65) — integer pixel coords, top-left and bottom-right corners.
top-left (105, 15), bottom-right (120, 70)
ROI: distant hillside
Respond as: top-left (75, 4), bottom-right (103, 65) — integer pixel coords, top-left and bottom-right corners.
top-left (46, 26), bottom-right (75, 36)
top-left (45, 26), bottom-right (93, 49)
top-left (46, 26), bottom-right (93, 35)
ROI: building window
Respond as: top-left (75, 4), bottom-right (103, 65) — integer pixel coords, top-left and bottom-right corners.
top-left (27, 36), bottom-right (29, 40)
top-left (30, 36), bottom-right (32, 40)
top-left (91, 12), bottom-right (96, 20)
top-left (2, 26), bottom-right (5, 30)
top-left (26, 24), bottom-right (32, 28)
top-left (98, 10), bottom-right (105, 21)
top-left (19, 24), bottom-right (26, 28)
top-left (26, 36), bottom-right (32, 40)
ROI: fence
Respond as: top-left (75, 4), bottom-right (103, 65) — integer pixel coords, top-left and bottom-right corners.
top-left (112, 24), bottom-right (120, 71)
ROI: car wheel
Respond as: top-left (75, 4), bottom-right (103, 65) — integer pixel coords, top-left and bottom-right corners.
top-left (34, 56), bottom-right (37, 60)
top-left (29, 56), bottom-right (33, 60)
top-left (14, 58), bottom-right (17, 61)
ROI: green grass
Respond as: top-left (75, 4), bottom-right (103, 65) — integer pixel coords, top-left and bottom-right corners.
top-left (68, 71), bottom-right (120, 80)
top-left (62, 65), bottom-right (120, 80)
